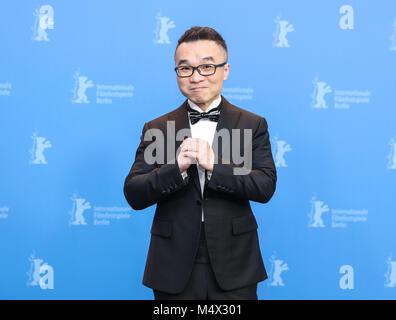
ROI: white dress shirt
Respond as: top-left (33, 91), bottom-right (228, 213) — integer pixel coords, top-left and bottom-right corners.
top-left (183, 94), bottom-right (221, 222)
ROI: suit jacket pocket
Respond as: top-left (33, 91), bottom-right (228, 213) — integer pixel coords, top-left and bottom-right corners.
top-left (232, 214), bottom-right (258, 235)
top-left (150, 219), bottom-right (172, 238)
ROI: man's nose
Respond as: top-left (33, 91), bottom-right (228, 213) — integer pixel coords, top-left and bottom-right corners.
top-left (189, 69), bottom-right (205, 82)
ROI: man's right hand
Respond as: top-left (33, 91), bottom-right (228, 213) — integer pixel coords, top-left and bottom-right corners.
top-left (177, 138), bottom-right (198, 172)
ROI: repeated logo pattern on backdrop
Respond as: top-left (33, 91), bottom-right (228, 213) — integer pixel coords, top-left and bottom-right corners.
top-left (0, 1), bottom-right (395, 299)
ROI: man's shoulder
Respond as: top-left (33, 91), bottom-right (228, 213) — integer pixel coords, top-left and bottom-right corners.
top-left (144, 100), bottom-right (186, 128)
top-left (226, 99), bottom-right (267, 124)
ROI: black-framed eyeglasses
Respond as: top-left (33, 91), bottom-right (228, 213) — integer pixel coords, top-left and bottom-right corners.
top-left (174, 62), bottom-right (227, 78)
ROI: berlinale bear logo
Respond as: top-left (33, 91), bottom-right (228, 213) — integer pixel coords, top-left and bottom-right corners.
top-left (72, 70), bottom-right (94, 104)
top-left (69, 193), bottom-right (91, 226)
top-left (385, 255), bottom-right (396, 288)
top-left (390, 19), bottom-right (396, 51)
top-left (29, 131), bottom-right (52, 165)
top-left (308, 195), bottom-right (330, 228)
top-left (32, 5), bottom-right (54, 42)
top-left (268, 254), bottom-right (289, 287)
top-left (311, 77), bottom-right (332, 109)
top-left (387, 138), bottom-right (396, 170)
top-left (273, 16), bottom-right (294, 48)
top-left (272, 136), bottom-right (292, 168)
top-left (154, 11), bottom-right (175, 44)
top-left (26, 252), bottom-right (54, 290)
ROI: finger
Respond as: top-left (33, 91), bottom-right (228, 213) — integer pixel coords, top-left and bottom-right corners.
top-left (182, 140), bottom-right (199, 152)
top-left (184, 151), bottom-right (198, 158)
top-left (193, 139), bottom-right (199, 152)
top-left (182, 145), bottom-right (193, 152)
top-left (195, 138), bottom-right (208, 151)
top-left (180, 138), bottom-right (191, 148)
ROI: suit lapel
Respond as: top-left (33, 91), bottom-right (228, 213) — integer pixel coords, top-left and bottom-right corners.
top-left (169, 100), bottom-right (202, 195)
top-left (211, 96), bottom-right (242, 166)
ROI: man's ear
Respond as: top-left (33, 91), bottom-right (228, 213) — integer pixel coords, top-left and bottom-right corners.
top-left (223, 63), bottom-right (230, 81)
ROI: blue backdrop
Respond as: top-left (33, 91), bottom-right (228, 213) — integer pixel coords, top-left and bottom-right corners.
top-left (0, 0), bottom-right (395, 300)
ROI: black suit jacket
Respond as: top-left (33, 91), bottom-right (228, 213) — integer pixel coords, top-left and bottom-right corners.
top-left (124, 96), bottom-right (277, 294)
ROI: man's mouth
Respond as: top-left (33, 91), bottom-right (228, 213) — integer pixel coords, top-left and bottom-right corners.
top-left (190, 87), bottom-right (206, 91)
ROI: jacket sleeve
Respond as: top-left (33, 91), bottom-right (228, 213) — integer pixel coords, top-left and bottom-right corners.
top-left (123, 122), bottom-right (189, 210)
top-left (206, 117), bottom-right (277, 203)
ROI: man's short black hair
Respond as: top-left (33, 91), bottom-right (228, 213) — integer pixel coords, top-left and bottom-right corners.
top-left (176, 26), bottom-right (228, 60)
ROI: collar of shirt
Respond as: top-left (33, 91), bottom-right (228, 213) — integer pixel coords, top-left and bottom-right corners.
top-left (187, 94), bottom-right (222, 115)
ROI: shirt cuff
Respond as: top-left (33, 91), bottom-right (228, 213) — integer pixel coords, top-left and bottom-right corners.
top-left (181, 170), bottom-right (188, 180)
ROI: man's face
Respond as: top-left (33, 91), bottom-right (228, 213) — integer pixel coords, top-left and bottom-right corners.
top-left (174, 40), bottom-right (230, 109)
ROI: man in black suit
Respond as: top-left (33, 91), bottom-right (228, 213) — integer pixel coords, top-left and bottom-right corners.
top-left (124, 26), bottom-right (277, 300)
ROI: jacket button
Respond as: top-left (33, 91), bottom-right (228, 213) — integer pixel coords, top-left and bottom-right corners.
top-left (196, 199), bottom-right (202, 205)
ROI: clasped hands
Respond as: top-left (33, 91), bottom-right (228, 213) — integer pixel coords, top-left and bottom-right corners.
top-left (177, 138), bottom-right (215, 173)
